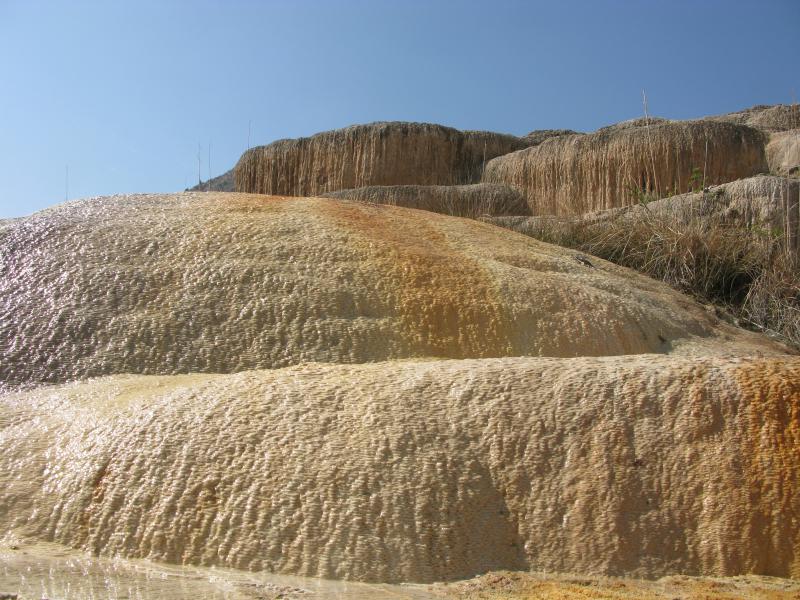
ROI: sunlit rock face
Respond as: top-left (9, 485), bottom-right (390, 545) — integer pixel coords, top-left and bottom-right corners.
top-left (233, 122), bottom-right (531, 196)
top-left (767, 129), bottom-right (800, 175)
top-left (1, 191), bottom-right (798, 585)
top-left (482, 121), bottom-right (767, 216)
top-left (707, 103), bottom-right (800, 133)
top-left (2, 356), bottom-right (798, 582)
top-left (1, 192), bottom-right (776, 393)
top-left (484, 175), bottom-right (800, 236)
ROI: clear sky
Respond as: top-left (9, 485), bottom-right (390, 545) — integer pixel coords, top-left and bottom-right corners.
top-left (0, 0), bottom-right (798, 218)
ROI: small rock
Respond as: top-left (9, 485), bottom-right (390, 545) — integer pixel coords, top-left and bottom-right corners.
top-left (574, 254), bottom-right (595, 268)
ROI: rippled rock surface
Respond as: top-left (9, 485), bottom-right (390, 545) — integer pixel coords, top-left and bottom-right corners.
top-left (2, 356), bottom-right (798, 582)
top-left (1, 192), bottom-right (798, 585)
top-left (2, 192), bottom-right (776, 392)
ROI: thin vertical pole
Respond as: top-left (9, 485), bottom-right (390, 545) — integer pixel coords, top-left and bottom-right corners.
top-left (702, 137), bottom-right (708, 190)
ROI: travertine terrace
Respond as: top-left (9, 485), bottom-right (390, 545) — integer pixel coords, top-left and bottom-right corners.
top-left (2, 105), bottom-right (800, 594)
top-left (642, 175), bottom-right (800, 232)
top-left (234, 122), bottom-right (530, 196)
top-left (322, 183), bottom-right (530, 218)
top-left (522, 128), bottom-right (581, 144)
top-left (707, 103), bottom-right (800, 133)
top-left (767, 129), bottom-right (800, 175)
top-left (484, 175), bottom-right (800, 234)
top-left (3, 192), bottom-right (772, 393)
top-left (2, 355), bottom-right (799, 582)
top-left (1, 191), bottom-right (798, 587)
top-left (204, 104), bottom-right (798, 212)
top-left (482, 120), bottom-right (767, 215)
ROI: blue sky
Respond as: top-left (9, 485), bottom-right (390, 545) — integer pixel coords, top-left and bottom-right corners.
top-left (1, 0), bottom-right (798, 217)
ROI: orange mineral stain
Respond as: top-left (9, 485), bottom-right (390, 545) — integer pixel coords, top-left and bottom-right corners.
top-left (737, 359), bottom-right (800, 578)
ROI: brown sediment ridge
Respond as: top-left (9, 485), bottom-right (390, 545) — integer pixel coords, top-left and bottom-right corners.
top-left (482, 120), bottom-right (768, 216)
top-left (4, 192), bottom-right (782, 393)
top-left (321, 183), bottom-right (530, 218)
top-left (233, 122), bottom-right (531, 196)
top-left (1, 356), bottom-right (798, 582)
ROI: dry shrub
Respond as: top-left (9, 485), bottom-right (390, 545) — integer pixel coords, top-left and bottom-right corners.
top-left (585, 211), bottom-right (767, 304)
top-left (743, 252), bottom-right (800, 343)
top-left (486, 201), bottom-right (800, 348)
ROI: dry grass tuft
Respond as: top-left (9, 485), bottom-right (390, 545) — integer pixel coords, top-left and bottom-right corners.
top-left (485, 179), bottom-right (800, 348)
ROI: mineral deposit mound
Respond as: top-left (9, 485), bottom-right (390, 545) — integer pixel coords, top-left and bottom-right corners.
top-left (2, 356), bottom-right (798, 583)
top-left (485, 175), bottom-right (800, 234)
top-left (1, 190), bottom-right (799, 585)
top-left (233, 122), bottom-right (531, 196)
top-left (637, 174), bottom-right (800, 230)
top-left (1, 192), bottom-right (784, 393)
top-left (767, 129), bottom-right (800, 175)
top-left (482, 120), bottom-right (767, 215)
top-left (321, 182), bottom-right (530, 218)
top-left (708, 103), bottom-right (800, 133)
top-left (522, 128), bottom-right (582, 145)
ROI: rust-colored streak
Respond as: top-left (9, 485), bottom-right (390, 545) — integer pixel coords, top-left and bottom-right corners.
top-left (319, 200), bottom-right (514, 359)
top-left (737, 359), bottom-right (800, 578)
